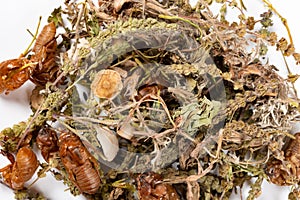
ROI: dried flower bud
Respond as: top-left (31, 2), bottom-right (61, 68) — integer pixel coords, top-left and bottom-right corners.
top-left (91, 69), bottom-right (123, 99)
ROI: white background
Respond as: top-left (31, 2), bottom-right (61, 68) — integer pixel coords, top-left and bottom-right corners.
top-left (0, 0), bottom-right (299, 199)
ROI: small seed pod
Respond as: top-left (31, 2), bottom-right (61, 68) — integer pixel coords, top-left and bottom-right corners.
top-left (91, 69), bottom-right (123, 99)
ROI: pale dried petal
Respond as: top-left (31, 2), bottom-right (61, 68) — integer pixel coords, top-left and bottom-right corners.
top-left (117, 122), bottom-right (134, 140)
top-left (95, 126), bottom-right (119, 161)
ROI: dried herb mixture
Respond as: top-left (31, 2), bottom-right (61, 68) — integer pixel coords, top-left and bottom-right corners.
top-left (1, 0), bottom-right (300, 199)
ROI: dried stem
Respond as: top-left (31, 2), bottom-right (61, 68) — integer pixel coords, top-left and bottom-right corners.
top-left (21, 16), bottom-right (42, 57)
top-left (261, 0), bottom-right (293, 45)
top-left (281, 50), bottom-right (299, 99)
top-left (158, 14), bottom-right (203, 38)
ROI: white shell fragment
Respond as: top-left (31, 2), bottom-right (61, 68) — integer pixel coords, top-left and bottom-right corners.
top-left (95, 126), bottom-right (119, 162)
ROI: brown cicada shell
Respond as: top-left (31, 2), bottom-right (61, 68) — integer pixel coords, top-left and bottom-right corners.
top-left (0, 22), bottom-right (58, 94)
top-left (136, 172), bottom-right (179, 200)
top-left (30, 21), bottom-right (59, 85)
top-left (36, 126), bottom-right (59, 162)
top-left (0, 146), bottom-right (39, 190)
top-left (0, 58), bottom-right (33, 94)
top-left (58, 131), bottom-right (101, 194)
top-left (285, 133), bottom-right (300, 175)
top-left (266, 132), bottom-right (300, 185)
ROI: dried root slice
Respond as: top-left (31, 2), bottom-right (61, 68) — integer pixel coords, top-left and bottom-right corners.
top-left (91, 69), bottom-right (123, 99)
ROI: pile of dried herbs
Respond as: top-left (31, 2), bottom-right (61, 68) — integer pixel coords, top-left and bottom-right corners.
top-left (1, 0), bottom-right (300, 199)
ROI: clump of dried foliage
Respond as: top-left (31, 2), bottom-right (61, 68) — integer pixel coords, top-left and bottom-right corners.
top-left (1, 0), bottom-right (300, 199)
